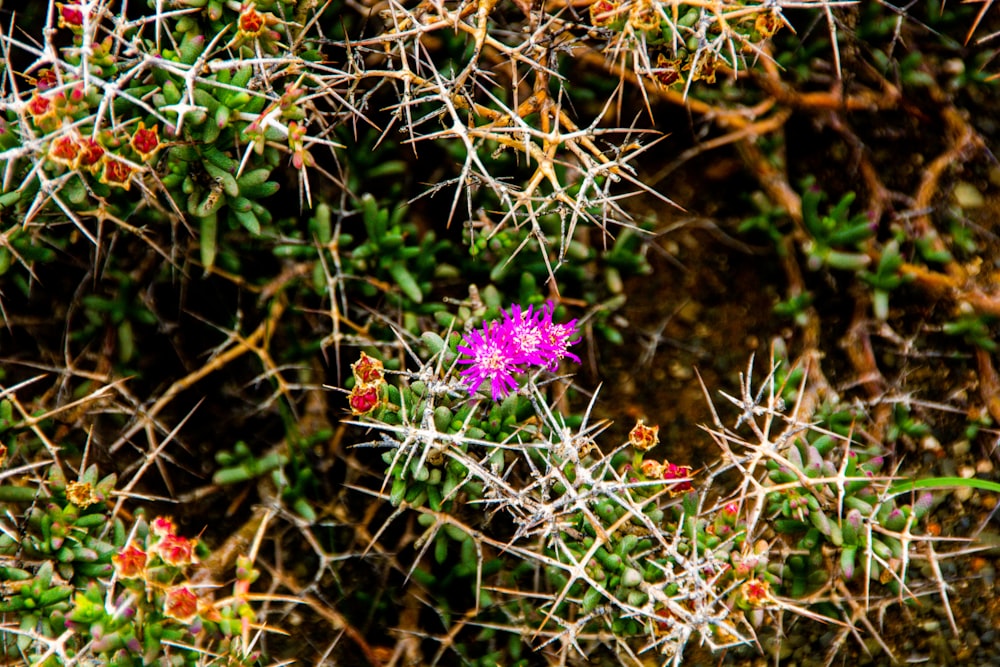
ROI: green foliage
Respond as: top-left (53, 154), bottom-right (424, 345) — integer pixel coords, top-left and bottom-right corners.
top-left (0, 459), bottom-right (264, 664)
top-left (944, 311), bottom-right (997, 351)
top-left (859, 239), bottom-right (908, 320)
top-left (213, 441), bottom-right (288, 485)
top-left (799, 181), bottom-right (874, 272)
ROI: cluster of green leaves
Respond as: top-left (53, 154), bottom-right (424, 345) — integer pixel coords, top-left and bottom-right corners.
top-left (0, 0), bottom-right (327, 277)
top-left (0, 454), bottom-right (263, 663)
top-left (0, 463), bottom-right (121, 624)
top-left (764, 430), bottom-right (933, 596)
top-left (742, 177), bottom-right (994, 335)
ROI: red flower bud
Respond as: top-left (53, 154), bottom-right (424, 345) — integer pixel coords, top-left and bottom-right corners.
top-left (164, 586), bottom-right (199, 623)
top-left (349, 384), bottom-right (380, 415)
top-left (100, 157), bottom-right (134, 190)
top-left (49, 132), bottom-right (83, 168)
top-left (351, 352), bottom-right (384, 385)
top-left (239, 6), bottom-right (265, 36)
top-left (113, 543), bottom-right (148, 579)
top-left (130, 122), bottom-right (160, 161)
top-left (57, 2), bottom-right (85, 28)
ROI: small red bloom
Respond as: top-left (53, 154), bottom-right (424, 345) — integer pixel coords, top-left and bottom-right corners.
top-left (151, 515), bottom-right (176, 537)
top-left (100, 158), bottom-right (133, 190)
top-left (662, 461), bottom-right (693, 496)
top-left (164, 586), bottom-right (199, 623)
top-left (49, 132), bottom-right (82, 168)
top-left (351, 352), bottom-right (384, 385)
top-left (156, 533), bottom-right (197, 566)
top-left (56, 2), bottom-right (85, 28)
top-left (26, 94), bottom-right (52, 118)
top-left (78, 137), bottom-right (105, 171)
top-left (349, 384), bottom-right (380, 415)
top-left (239, 5), bottom-right (265, 37)
top-left (130, 122), bottom-right (160, 161)
top-left (113, 543), bottom-right (148, 579)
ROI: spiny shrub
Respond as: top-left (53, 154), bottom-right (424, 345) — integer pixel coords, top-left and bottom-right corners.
top-left (345, 305), bottom-right (952, 665)
top-left (2, 0), bottom-right (998, 665)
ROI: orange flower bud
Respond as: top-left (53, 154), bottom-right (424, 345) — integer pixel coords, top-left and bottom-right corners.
top-left (113, 543), bottom-right (148, 579)
top-left (78, 136), bottom-right (105, 171)
top-left (26, 94), bottom-right (59, 129)
top-left (100, 157), bottom-right (133, 190)
top-left (755, 10), bottom-right (782, 40)
top-left (239, 5), bottom-right (265, 37)
top-left (48, 132), bottom-right (83, 168)
top-left (164, 586), bottom-right (199, 623)
top-left (628, 419), bottom-right (659, 451)
top-left (589, 0), bottom-right (620, 28)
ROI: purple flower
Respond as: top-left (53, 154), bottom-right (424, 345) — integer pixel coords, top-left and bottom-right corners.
top-left (456, 321), bottom-right (521, 400)
top-left (500, 303), bottom-right (556, 366)
top-left (536, 301), bottom-right (580, 370)
top-left (456, 302), bottom-right (580, 400)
